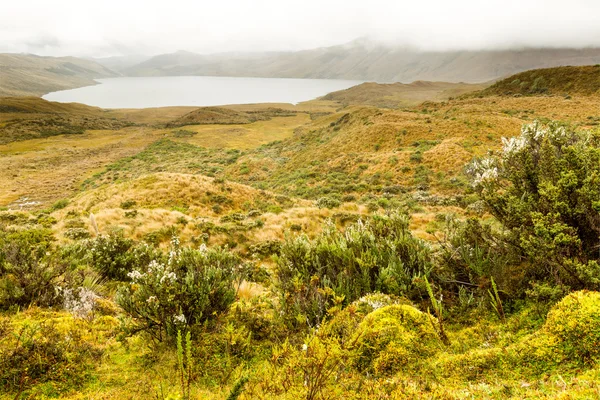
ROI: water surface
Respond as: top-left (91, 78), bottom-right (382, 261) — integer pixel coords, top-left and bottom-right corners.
top-left (43, 76), bottom-right (362, 108)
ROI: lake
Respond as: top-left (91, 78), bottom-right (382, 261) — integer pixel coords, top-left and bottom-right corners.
top-left (42, 76), bottom-right (362, 108)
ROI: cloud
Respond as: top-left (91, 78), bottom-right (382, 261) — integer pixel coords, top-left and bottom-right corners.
top-left (2, 0), bottom-right (600, 57)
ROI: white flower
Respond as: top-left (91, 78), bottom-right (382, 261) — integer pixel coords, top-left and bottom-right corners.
top-left (160, 271), bottom-right (177, 284)
top-left (302, 344), bottom-right (308, 351)
top-left (127, 270), bottom-right (143, 281)
top-left (63, 287), bottom-right (99, 320)
top-left (146, 296), bottom-right (158, 304)
top-left (174, 313), bottom-right (187, 324)
top-left (199, 243), bottom-right (208, 254)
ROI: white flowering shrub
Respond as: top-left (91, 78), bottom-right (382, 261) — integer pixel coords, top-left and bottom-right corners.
top-left (467, 121), bottom-right (600, 291)
top-left (62, 286), bottom-right (99, 320)
top-left (82, 232), bottom-right (162, 281)
top-left (116, 241), bottom-right (242, 342)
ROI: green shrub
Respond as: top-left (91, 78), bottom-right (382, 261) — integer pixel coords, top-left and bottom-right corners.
top-left (50, 199), bottom-right (69, 211)
top-left (315, 197), bottom-right (341, 209)
top-left (274, 213), bottom-right (433, 329)
top-left (351, 305), bottom-right (441, 375)
top-left (0, 228), bottom-right (65, 310)
top-left (543, 290), bottom-right (600, 363)
top-left (0, 319), bottom-right (102, 396)
top-left (117, 243), bottom-right (242, 341)
top-left (468, 121), bottom-right (600, 291)
top-left (83, 232), bottom-right (161, 281)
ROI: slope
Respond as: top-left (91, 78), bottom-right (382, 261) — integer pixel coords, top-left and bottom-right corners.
top-left (0, 53), bottom-right (117, 97)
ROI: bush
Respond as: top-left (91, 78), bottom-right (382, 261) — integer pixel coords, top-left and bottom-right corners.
top-left (543, 290), bottom-right (600, 363)
top-left (117, 243), bottom-right (242, 341)
top-left (82, 232), bottom-right (160, 281)
top-left (315, 197), bottom-right (341, 209)
top-left (351, 305), bottom-right (441, 375)
top-left (468, 121), bottom-right (600, 291)
top-left (274, 212), bottom-right (433, 329)
top-left (0, 228), bottom-right (65, 310)
top-left (0, 318), bottom-right (102, 396)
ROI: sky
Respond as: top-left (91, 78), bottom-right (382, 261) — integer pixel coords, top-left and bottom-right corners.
top-left (2, 0), bottom-right (600, 57)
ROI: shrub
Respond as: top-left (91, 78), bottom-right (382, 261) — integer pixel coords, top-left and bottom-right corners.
top-left (315, 197), bottom-right (341, 209)
top-left (0, 318), bottom-right (102, 396)
top-left (274, 212), bottom-right (433, 328)
top-left (351, 305), bottom-right (441, 375)
top-left (468, 121), bottom-right (600, 291)
top-left (543, 290), bottom-right (600, 363)
top-left (0, 228), bottom-right (65, 310)
top-left (50, 199), bottom-right (69, 211)
top-left (117, 243), bottom-right (242, 341)
top-left (82, 232), bottom-right (161, 281)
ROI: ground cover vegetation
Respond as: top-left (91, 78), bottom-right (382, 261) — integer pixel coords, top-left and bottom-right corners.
top-left (0, 66), bottom-right (599, 399)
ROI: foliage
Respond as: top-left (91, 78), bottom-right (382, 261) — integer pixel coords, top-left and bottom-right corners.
top-left (274, 212), bottom-right (433, 329)
top-left (116, 241), bottom-right (242, 341)
top-left (0, 228), bottom-right (65, 310)
top-left (352, 304), bottom-right (441, 375)
top-left (0, 318), bottom-right (102, 397)
top-left (543, 290), bottom-right (600, 363)
top-left (468, 121), bottom-right (600, 292)
top-left (177, 330), bottom-right (193, 400)
top-left (82, 231), bottom-right (161, 281)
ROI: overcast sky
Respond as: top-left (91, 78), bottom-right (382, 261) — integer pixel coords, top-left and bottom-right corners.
top-left (2, 0), bottom-right (600, 57)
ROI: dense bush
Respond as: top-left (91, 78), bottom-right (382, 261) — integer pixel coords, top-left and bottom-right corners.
top-left (468, 121), bottom-right (600, 291)
top-left (274, 212), bottom-right (433, 328)
top-left (352, 304), bottom-right (440, 375)
top-left (543, 290), bottom-right (600, 363)
top-left (82, 232), bottom-right (161, 281)
top-left (0, 228), bottom-right (65, 310)
top-left (117, 241), bottom-right (242, 341)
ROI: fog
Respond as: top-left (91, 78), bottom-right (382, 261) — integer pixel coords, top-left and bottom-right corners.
top-left (2, 0), bottom-right (600, 57)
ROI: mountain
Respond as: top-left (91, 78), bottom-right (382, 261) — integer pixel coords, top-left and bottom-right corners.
top-left (90, 54), bottom-right (152, 73)
top-left (122, 40), bottom-right (600, 83)
top-left (0, 53), bottom-right (118, 97)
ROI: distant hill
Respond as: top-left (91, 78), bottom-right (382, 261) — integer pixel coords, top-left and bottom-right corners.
top-left (167, 106), bottom-right (297, 127)
top-left (90, 54), bottom-right (151, 73)
top-left (123, 40), bottom-right (600, 83)
top-left (475, 65), bottom-right (600, 97)
top-left (321, 81), bottom-right (489, 108)
top-left (0, 53), bottom-right (117, 97)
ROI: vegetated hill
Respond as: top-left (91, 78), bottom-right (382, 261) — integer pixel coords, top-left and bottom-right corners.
top-left (0, 97), bottom-right (133, 144)
top-left (475, 65), bottom-right (600, 97)
top-left (167, 106), bottom-right (297, 127)
top-left (0, 53), bottom-right (117, 97)
top-left (321, 81), bottom-right (489, 108)
top-left (123, 39), bottom-right (600, 83)
top-left (89, 54), bottom-right (151, 73)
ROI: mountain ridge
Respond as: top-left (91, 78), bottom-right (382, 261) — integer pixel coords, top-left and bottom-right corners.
top-left (119, 42), bottom-right (600, 83)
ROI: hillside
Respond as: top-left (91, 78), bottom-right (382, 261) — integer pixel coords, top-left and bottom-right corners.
top-left (167, 106), bottom-right (297, 127)
top-left (1, 65), bottom-right (600, 399)
top-left (321, 81), bottom-right (488, 108)
top-left (123, 41), bottom-right (600, 83)
top-left (0, 53), bottom-right (117, 97)
top-left (475, 65), bottom-right (600, 97)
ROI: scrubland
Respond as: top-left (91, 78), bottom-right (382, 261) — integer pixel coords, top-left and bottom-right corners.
top-left (0, 66), bottom-right (599, 399)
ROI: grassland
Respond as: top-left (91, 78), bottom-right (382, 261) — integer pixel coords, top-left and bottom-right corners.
top-left (1, 66), bottom-right (600, 399)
